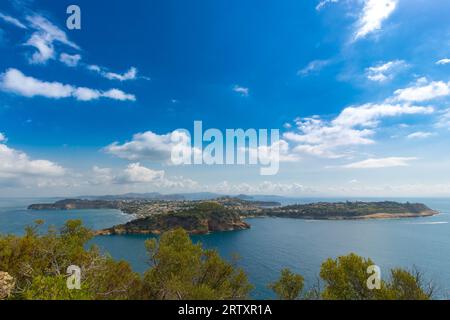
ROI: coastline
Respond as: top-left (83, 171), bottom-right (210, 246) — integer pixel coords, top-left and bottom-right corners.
top-left (242, 210), bottom-right (439, 221)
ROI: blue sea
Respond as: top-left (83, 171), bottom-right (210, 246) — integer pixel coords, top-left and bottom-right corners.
top-left (0, 197), bottom-right (449, 299)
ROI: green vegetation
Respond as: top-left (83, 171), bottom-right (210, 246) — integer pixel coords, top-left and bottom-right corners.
top-left (101, 202), bottom-right (250, 235)
top-left (265, 201), bottom-right (435, 219)
top-left (0, 220), bottom-right (434, 300)
top-left (142, 228), bottom-right (252, 299)
top-left (319, 253), bottom-right (433, 300)
top-left (269, 269), bottom-right (305, 300)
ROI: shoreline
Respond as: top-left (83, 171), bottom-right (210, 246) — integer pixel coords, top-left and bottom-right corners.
top-left (94, 210), bottom-right (439, 236)
top-left (243, 210), bottom-right (439, 221)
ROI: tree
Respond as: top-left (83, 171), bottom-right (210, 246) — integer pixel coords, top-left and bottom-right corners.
top-left (384, 268), bottom-right (432, 300)
top-left (269, 268), bottom-right (304, 300)
top-left (319, 253), bottom-right (432, 300)
top-left (0, 220), bottom-right (141, 300)
top-left (320, 253), bottom-right (384, 300)
top-left (142, 228), bottom-right (253, 300)
top-left (22, 275), bottom-right (92, 300)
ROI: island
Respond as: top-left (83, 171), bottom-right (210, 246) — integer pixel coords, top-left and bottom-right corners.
top-left (28, 197), bottom-right (438, 235)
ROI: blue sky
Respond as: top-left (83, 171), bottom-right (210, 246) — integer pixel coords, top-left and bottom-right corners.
top-left (1, 0), bottom-right (450, 197)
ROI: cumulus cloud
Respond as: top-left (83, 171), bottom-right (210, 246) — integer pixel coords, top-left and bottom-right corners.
top-left (297, 60), bottom-right (330, 76)
top-left (0, 68), bottom-right (73, 98)
top-left (284, 103), bottom-right (433, 158)
top-left (392, 78), bottom-right (450, 102)
top-left (0, 132), bottom-right (6, 142)
top-left (104, 130), bottom-right (190, 162)
top-left (25, 15), bottom-right (79, 64)
top-left (366, 60), bottom-right (407, 82)
top-left (102, 89), bottom-right (136, 101)
top-left (117, 163), bottom-right (164, 184)
top-left (342, 157), bottom-right (417, 169)
top-left (233, 85), bottom-right (249, 96)
top-left (0, 142), bottom-right (65, 184)
top-left (354, 0), bottom-right (398, 40)
top-left (0, 68), bottom-right (136, 102)
top-left (90, 163), bottom-right (197, 189)
top-left (0, 12), bottom-right (27, 29)
top-left (59, 53), bottom-right (81, 67)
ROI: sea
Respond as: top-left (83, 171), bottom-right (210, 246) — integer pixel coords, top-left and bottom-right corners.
top-left (0, 197), bottom-right (449, 299)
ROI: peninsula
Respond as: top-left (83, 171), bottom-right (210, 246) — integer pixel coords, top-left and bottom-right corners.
top-left (28, 197), bottom-right (438, 235)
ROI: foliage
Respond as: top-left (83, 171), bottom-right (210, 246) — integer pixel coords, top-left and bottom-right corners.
top-left (269, 268), bottom-right (304, 300)
top-left (0, 220), bottom-right (141, 300)
top-left (318, 253), bottom-right (432, 300)
top-left (142, 228), bottom-right (253, 299)
top-left (269, 201), bottom-right (431, 218)
top-left (0, 222), bottom-right (435, 300)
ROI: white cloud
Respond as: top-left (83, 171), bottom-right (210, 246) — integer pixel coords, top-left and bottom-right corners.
top-left (117, 163), bottom-right (164, 184)
top-left (24, 15), bottom-right (79, 64)
top-left (284, 103), bottom-right (433, 158)
top-left (436, 58), bottom-right (450, 65)
top-left (247, 139), bottom-right (301, 163)
top-left (366, 60), bottom-right (406, 82)
top-left (332, 103), bottom-right (433, 128)
top-left (406, 131), bottom-right (434, 139)
top-left (435, 108), bottom-right (450, 129)
top-left (316, 0), bottom-right (339, 11)
top-left (392, 79), bottom-right (450, 102)
top-left (0, 143), bottom-right (65, 181)
top-left (25, 33), bottom-right (55, 64)
top-left (88, 65), bottom-right (142, 81)
top-left (354, 0), bottom-right (398, 40)
top-left (26, 15), bottom-right (79, 49)
top-left (342, 157), bottom-right (417, 169)
top-left (72, 87), bottom-right (101, 101)
top-left (0, 133), bottom-right (6, 142)
top-left (104, 130), bottom-right (185, 162)
top-left (90, 163), bottom-right (197, 189)
top-left (298, 60), bottom-right (330, 76)
top-left (0, 68), bottom-right (136, 102)
top-left (87, 65), bottom-right (101, 72)
top-left (0, 68), bottom-right (73, 98)
top-left (284, 117), bottom-right (374, 158)
top-left (90, 166), bottom-right (114, 185)
top-left (102, 89), bottom-right (136, 101)
top-left (233, 85), bottom-right (249, 96)
top-left (0, 12), bottom-right (27, 29)
top-left (59, 53), bottom-right (81, 67)
top-left (104, 67), bottom-right (137, 81)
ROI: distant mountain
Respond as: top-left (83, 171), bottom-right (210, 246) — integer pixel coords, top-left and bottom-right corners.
top-left (77, 192), bottom-right (185, 201)
top-left (75, 192), bottom-right (293, 202)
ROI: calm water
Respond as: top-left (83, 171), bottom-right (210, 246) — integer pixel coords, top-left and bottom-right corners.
top-left (1, 197), bottom-right (449, 299)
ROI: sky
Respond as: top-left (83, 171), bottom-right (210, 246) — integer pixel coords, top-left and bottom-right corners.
top-left (1, 0), bottom-right (450, 197)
